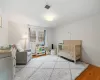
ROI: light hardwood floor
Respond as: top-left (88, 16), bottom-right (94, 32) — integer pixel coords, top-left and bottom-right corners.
top-left (76, 65), bottom-right (100, 80)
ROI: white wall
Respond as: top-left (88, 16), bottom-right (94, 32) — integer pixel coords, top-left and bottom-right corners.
top-left (0, 8), bottom-right (8, 46)
top-left (54, 14), bottom-right (100, 67)
top-left (8, 22), bottom-right (29, 49)
top-left (46, 28), bottom-right (54, 49)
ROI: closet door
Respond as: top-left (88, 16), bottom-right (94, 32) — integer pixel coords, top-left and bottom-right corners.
top-left (0, 57), bottom-right (13, 80)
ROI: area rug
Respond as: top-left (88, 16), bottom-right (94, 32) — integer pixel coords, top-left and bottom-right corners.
top-left (76, 65), bottom-right (100, 80)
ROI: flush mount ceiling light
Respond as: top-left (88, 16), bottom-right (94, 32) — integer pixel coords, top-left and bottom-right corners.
top-left (44, 15), bottom-right (54, 21)
top-left (44, 0), bottom-right (51, 9)
top-left (44, 13), bottom-right (55, 21)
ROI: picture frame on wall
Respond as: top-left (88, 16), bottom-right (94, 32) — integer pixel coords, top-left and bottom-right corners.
top-left (0, 16), bottom-right (2, 28)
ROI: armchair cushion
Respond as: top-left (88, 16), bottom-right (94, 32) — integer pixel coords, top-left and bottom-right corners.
top-left (16, 44), bottom-right (24, 52)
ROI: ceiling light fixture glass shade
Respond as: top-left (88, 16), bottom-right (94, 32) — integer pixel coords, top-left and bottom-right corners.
top-left (44, 14), bottom-right (56, 21)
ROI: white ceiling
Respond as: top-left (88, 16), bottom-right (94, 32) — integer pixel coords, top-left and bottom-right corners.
top-left (1, 0), bottom-right (100, 27)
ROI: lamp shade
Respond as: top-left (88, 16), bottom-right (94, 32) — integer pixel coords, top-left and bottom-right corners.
top-left (22, 34), bottom-right (28, 39)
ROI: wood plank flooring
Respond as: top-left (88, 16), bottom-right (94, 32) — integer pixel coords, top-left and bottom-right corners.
top-left (32, 54), bottom-right (46, 58)
top-left (76, 65), bottom-right (100, 80)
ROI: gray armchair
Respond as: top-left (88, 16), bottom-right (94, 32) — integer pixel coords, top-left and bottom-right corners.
top-left (16, 50), bottom-right (32, 65)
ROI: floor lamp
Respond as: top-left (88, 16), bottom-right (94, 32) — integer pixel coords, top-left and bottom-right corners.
top-left (22, 34), bottom-right (28, 50)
